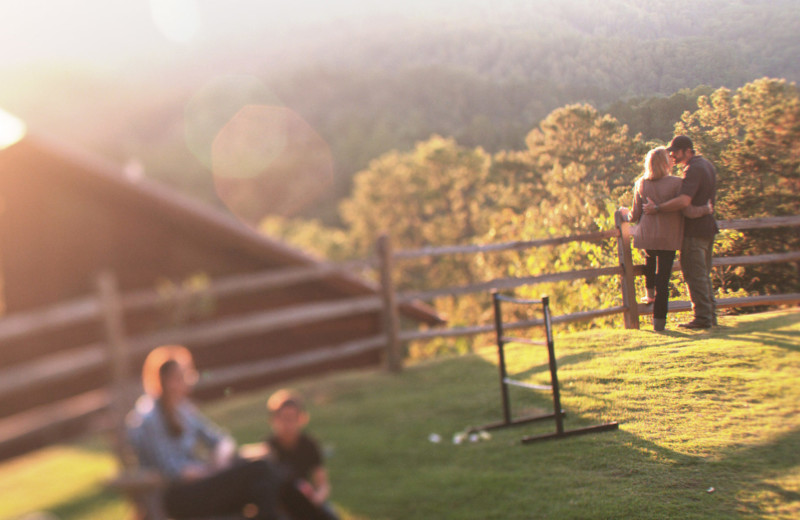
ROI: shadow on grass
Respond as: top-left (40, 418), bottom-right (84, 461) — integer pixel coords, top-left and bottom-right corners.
top-left (702, 310), bottom-right (799, 353)
top-left (36, 310), bottom-right (800, 520)
top-left (711, 425), bottom-right (800, 517)
top-left (466, 390), bottom-right (799, 518)
top-left (723, 311), bottom-right (800, 333)
top-left (451, 315), bottom-right (800, 518)
top-left (46, 486), bottom-right (122, 520)
top-left (504, 350), bottom-right (596, 381)
top-left (716, 329), bottom-right (800, 353)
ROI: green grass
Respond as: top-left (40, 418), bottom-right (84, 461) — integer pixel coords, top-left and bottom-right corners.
top-left (2, 310), bottom-right (799, 520)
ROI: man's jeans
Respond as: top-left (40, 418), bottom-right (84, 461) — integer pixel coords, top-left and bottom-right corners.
top-left (680, 235), bottom-right (716, 325)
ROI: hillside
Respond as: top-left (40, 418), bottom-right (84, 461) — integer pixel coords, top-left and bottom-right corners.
top-left (2, 309), bottom-right (798, 519)
top-left (0, 1), bottom-right (798, 221)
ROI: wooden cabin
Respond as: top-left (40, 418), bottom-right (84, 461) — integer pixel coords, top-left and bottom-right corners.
top-left (0, 126), bottom-right (440, 461)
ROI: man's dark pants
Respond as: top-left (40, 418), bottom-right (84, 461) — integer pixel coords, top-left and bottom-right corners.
top-left (680, 235), bottom-right (716, 326)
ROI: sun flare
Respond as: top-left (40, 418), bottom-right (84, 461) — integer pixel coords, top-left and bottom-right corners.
top-left (0, 108), bottom-right (26, 149)
top-left (150, 0), bottom-right (202, 44)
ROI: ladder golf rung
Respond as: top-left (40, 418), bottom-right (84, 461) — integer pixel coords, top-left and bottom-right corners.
top-left (503, 378), bottom-right (552, 391)
top-left (501, 336), bottom-right (547, 346)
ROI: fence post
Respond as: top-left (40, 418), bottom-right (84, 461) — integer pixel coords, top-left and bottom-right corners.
top-left (615, 210), bottom-right (640, 330)
top-left (95, 270), bottom-right (135, 466)
top-left (377, 233), bottom-right (402, 373)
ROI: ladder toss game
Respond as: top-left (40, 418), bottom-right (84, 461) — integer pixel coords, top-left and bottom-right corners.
top-left (473, 291), bottom-right (619, 443)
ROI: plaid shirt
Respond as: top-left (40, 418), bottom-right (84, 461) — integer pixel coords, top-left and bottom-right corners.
top-left (127, 396), bottom-right (226, 480)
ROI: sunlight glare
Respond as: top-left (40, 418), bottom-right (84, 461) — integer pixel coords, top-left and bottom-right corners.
top-left (150, 0), bottom-right (202, 44)
top-left (184, 75), bottom-right (282, 169)
top-left (0, 108), bottom-right (26, 150)
top-left (212, 105), bottom-right (334, 223)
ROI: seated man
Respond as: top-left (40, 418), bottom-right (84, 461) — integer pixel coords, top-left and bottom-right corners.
top-left (263, 390), bottom-right (339, 520)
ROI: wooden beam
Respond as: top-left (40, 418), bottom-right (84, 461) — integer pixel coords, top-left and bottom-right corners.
top-left (719, 215), bottom-right (800, 231)
top-left (399, 306), bottom-right (627, 342)
top-left (0, 296), bottom-right (99, 344)
top-left (95, 271), bottom-right (135, 466)
top-left (0, 389), bottom-right (109, 447)
top-left (119, 259), bottom-right (377, 314)
top-left (377, 234), bottom-right (402, 372)
top-left (637, 293), bottom-right (800, 315)
top-left (0, 342), bottom-right (106, 401)
top-left (390, 214), bottom-right (800, 261)
top-left (125, 295), bottom-right (383, 355)
top-left (197, 335), bottom-right (385, 390)
top-left (615, 211), bottom-right (639, 330)
top-left (397, 266), bottom-right (622, 303)
top-left (0, 295), bottom-right (383, 402)
top-left (398, 292), bottom-right (800, 343)
top-left (393, 229), bottom-right (619, 260)
top-left (711, 251), bottom-right (800, 268)
top-left (630, 251), bottom-right (800, 275)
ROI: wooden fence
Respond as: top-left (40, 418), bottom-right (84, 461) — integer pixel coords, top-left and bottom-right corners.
top-left (1, 213), bottom-right (799, 460)
top-left (385, 213), bottom-right (800, 350)
top-left (0, 259), bottom-right (389, 461)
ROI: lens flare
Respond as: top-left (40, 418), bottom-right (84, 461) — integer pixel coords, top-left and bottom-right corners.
top-left (212, 105), bottom-right (334, 224)
top-left (150, 0), bottom-right (202, 44)
top-left (184, 75), bottom-right (281, 169)
top-left (0, 108), bottom-right (26, 149)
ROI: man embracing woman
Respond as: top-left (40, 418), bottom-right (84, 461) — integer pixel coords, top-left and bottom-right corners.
top-left (619, 136), bottom-right (717, 331)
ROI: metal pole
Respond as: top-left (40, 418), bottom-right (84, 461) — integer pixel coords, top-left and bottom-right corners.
top-left (542, 296), bottom-right (564, 434)
top-left (492, 291), bottom-right (512, 425)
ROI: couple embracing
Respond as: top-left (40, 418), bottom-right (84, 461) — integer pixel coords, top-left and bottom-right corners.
top-left (620, 135), bottom-right (718, 332)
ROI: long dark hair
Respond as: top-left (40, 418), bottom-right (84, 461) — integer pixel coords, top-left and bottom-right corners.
top-left (142, 346), bottom-right (196, 437)
top-left (158, 359), bottom-right (184, 437)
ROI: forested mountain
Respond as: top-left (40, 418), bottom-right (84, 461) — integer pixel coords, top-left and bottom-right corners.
top-left (1, 0), bottom-right (798, 222)
top-left (2, 2), bottom-right (797, 342)
top-left (264, 78), bottom-right (799, 351)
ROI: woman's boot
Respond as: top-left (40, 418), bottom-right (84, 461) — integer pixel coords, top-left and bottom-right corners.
top-left (653, 318), bottom-right (666, 331)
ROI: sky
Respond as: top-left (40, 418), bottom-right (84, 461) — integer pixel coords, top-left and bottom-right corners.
top-left (0, 0), bottom-right (380, 143)
top-left (0, 0), bottom-right (500, 70)
top-left (0, 0), bottom-right (526, 144)
top-left (1, 0), bottom-right (521, 216)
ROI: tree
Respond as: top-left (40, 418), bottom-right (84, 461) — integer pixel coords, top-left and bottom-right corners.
top-left (340, 136), bottom-right (494, 290)
top-left (606, 85), bottom-right (715, 141)
top-left (525, 104), bottom-right (646, 204)
top-left (676, 78), bottom-right (800, 295)
top-left (476, 106), bottom-right (645, 329)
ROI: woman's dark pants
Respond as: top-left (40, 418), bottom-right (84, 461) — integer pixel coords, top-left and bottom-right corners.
top-left (643, 249), bottom-right (676, 321)
top-left (164, 459), bottom-right (280, 520)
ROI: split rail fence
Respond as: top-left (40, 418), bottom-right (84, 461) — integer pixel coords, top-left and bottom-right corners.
top-left (0, 213), bottom-right (799, 459)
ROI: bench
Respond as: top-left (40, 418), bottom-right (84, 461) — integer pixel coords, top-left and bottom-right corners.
top-left (107, 467), bottom-right (169, 520)
top-left (107, 444), bottom-right (269, 519)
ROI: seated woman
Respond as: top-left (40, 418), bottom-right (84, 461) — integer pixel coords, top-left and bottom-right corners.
top-left (127, 345), bottom-right (282, 520)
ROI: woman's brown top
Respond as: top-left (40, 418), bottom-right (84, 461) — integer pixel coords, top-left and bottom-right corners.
top-left (630, 176), bottom-right (684, 251)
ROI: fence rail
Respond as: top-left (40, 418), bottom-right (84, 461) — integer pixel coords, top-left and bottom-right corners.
top-left (397, 266), bottom-right (622, 303)
top-left (389, 213), bottom-right (800, 343)
top-left (393, 229), bottom-right (619, 259)
top-left (0, 213), bottom-right (798, 460)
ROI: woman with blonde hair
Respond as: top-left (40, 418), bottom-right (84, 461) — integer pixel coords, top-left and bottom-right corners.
top-left (620, 147), bottom-right (710, 331)
top-left (128, 345), bottom-right (283, 519)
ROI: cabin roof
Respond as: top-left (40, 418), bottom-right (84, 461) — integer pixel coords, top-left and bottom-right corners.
top-left (0, 131), bottom-right (441, 324)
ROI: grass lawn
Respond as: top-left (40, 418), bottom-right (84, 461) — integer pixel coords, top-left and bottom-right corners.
top-left (1, 309), bottom-right (798, 520)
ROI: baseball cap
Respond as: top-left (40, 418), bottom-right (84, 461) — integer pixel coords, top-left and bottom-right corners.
top-left (666, 135), bottom-right (693, 152)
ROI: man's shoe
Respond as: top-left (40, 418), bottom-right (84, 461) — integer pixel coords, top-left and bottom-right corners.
top-left (678, 320), bottom-right (711, 330)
